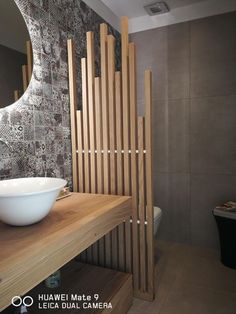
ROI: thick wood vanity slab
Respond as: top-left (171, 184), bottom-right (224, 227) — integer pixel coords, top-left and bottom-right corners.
top-left (0, 193), bottom-right (132, 311)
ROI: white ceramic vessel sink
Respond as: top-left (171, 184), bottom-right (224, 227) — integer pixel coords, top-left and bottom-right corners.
top-left (0, 177), bottom-right (67, 226)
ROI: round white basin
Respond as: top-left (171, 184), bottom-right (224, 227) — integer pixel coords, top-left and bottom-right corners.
top-left (0, 177), bottom-right (67, 226)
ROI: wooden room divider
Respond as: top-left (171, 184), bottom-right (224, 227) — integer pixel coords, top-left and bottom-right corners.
top-left (67, 17), bottom-right (155, 301)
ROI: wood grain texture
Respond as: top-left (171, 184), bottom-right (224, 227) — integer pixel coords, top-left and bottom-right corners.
top-left (115, 71), bottom-right (126, 272)
top-left (100, 26), bottom-right (112, 268)
top-left (14, 90), bottom-right (20, 101)
top-left (67, 39), bottom-right (78, 191)
top-left (129, 42), bottom-right (139, 291)
top-left (121, 16), bottom-right (130, 197)
top-left (81, 58), bottom-right (90, 193)
top-left (67, 18), bottom-right (155, 301)
top-left (115, 71), bottom-right (123, 196)
top-left (100, 23), bottom-right (110, 195)
top-left (87, 32), bottom-right (97, 194)
top-left (108, 34), bottom-right (119, 269)
top-left (108, 35), bottom-right (117, 195)
top-left (121, 16), bottom-right (132, 274)
top-left (145, 70), bottom-right (154, 300)
top-left (93, 77), bottom-right (103, 265)
top-left (22, 65), bottom-right (28, 91)
top-left (138, 116), bottom-right (147, 292)
top-left (76, 110), bottom-right (84, 193)
top-left (99, 24), bottom-right (109, 267)
top-left (95, 77), bottom-right (103, 194)
top-left (0, 193), bottom-right (131, 311)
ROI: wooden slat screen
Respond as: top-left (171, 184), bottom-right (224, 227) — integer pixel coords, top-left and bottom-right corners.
top-left (67, 17), bottom-right (155, 301)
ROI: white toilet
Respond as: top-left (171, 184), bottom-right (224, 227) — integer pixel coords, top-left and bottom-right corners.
top-left (154, 206), bottom-right (162, 237)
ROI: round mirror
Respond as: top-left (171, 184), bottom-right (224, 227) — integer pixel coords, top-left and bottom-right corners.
top-left (0, 0), bottom-right (32, 109)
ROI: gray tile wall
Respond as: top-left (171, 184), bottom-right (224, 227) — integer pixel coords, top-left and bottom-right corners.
top-left (131, 11), bottom-right (236, 248)
top-left (0, 0), bottom-right (120, 186)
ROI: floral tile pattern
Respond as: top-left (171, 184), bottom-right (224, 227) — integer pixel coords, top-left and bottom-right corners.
top-left (0, 0), bottom-right (121, 187)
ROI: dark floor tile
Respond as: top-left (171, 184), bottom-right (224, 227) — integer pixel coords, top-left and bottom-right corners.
top-left (178, 245), bottom-right (236, 293)
top-left (162, 282), bottom-right (236, 314)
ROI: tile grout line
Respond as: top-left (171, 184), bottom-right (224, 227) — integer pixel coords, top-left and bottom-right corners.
top-left (188, 20), bottom-right (193, 244)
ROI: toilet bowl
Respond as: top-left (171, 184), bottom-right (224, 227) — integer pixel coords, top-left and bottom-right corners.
top-left (154, 206), bottom-right (162, 237)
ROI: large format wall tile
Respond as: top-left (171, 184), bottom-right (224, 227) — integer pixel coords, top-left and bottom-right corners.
top-left (167, 22), bottom-right (190, 100)
top-left (167, 99), bottom-right (190, 173)
top-left (190, 12), bottom-right (236, 97)
top-left (155, 172), bottom-right (191, 243)
top-left (190, 95), bottom-right (236, 175)
top-left (132, 22), bottom-right (191, 102)
top-left (152, 99), bottom-right (169, 173)
top-left (152, 98), bottom-right (190, 173)
top-left (133, 11), bottom-right (236, 248)
top-left (132, 27), bottom-right (168, 102)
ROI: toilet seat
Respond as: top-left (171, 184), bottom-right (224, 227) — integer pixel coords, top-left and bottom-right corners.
top-left (213, 208), bottom-right (236, 220)
top-left (154, 206), bottom-right (162, 220)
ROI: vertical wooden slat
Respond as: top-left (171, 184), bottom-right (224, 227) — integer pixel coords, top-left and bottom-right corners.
top-left (108, 35), bottom-right (117, 195)
top-left (95, 77), bottom-right (103, 194)
top-left (22, 65), bottom-right (28, 91)
top-left (100, 23), bottom-right (110, 195)
top-left (129, 42), bottom-right (139, 290)
top-left (115, 71), bottom-right (125, 271)
top-left (79, 250), bottom-right (87, 263)
top-left (91, 242), bottom-right (99, 265)
top-left (108, 35), bottom-right (118, 269)
top-left (86, 32), bottom-right (96, 262)
top-left (14, 90), bottom-right (20, 101)
top-left (99, 23), bottom-right (109, 266)
top-left (100, 23), bottom-right (109, 267)
top-left (115, 72), bottom-right (123, 196)
top-left (67, 39), bottom-right (78, 192)
top-left (93, 77), bottom-right (103, 265)
top-left (145, 70), bottom-right (154, 299)
top-left (121, 17), bottom-right (130, 196)
top-left (87, 32), bottom-right (97, 194)
top-left (81, 58), bottom-right (90, 193)
top-left (121, 16), bottom-right (132, 273)
top-left (138, 116), bottom-right (147, 292)
top-left (26, 41), bottom-right (32, 82)
top-left (76, 111), bottom-right (84, 193)
top-left (76, 106), bottom-right (87, 300)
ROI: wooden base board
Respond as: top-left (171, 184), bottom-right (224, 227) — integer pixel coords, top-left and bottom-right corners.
top-left (3, 262), bottom-right (133, 314)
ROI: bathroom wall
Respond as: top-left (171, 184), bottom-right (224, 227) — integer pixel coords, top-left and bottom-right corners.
top-left (0, 44), bottom-right (27, 107)
top-left (131, 11), bottom-right (236, 248)
top-left (0, 0), bottom-right (120, 185)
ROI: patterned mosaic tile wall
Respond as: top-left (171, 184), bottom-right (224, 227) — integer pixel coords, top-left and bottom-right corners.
top-left (0, 0), bottom-right (120, 187)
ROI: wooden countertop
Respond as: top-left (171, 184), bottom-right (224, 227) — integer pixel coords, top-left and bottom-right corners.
top-left (0, 193), bottom-right (131, 311)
